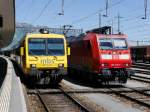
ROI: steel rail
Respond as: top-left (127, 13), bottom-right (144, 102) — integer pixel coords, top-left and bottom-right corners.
top-left (124, 86), bottom-right (150, 96)
top-left (133, 70), bottom-right (150, 75)
top-left (36, 89), bottom-right (51, 112)
top-left (132, 64), bottom-right (150, 70)
top-left (110, 87), bottom-right (150, 108)
top-left (131, 76), bottom-right (150, 83)
top-left (58, 86), bottom-right (92, 112)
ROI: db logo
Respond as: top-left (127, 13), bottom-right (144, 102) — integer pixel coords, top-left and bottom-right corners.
top-left (113, 55), bottom-right (118, 59)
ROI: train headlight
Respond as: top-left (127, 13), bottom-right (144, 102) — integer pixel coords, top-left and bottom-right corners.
top-left (101, 63), bottom-right (108, 67)
top-left (123, 63), bottom-right (129, 67)
top-left (30, 64), bottom-right (36, 68)
top-left (39, 28), bottom-right (49, 34)
top-left (58, 63), bottom-right (64, 67)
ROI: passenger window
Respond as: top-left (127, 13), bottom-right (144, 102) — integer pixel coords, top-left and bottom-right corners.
top-left (0, 16), bottom-right (2, 27)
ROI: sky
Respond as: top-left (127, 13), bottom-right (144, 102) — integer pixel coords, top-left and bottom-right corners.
top-left (15, 0), bottom-right (150, 44)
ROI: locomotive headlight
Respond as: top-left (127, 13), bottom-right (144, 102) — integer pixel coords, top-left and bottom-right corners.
top-left (58, 63), bottom-right (64, 67)
top-left (31, 64), bottom-right (36, 68)
top-left (101, 64), bottom-right (105, 67)
top-left (123, 63), bottom-right (129, 66)
top-left (125, 63), bottom-right (129, 66)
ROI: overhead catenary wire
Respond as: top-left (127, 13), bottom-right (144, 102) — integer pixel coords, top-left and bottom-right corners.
top-left (84, 1), bottom-right (149, 33)
top-left (32, 0), bottom-right (53, 24)
top-left (70, 0), bottom-right (126, 25)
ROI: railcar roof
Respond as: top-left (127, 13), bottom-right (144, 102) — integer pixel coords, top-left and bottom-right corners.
top-left (26, 33), bottom-right (65, 38)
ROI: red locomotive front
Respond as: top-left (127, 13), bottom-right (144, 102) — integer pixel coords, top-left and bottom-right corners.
top-left (69, 26), bottom-right (133, 84)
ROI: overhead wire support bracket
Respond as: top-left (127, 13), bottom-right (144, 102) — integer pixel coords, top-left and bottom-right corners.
top-left (115, 13), bottom-right (123, 34)
top-left (142, 0), bottom-right (148, 19)
top-left (103, 0), bottom-right (109, 17)
top-left (58, 0), bottom-right (64, 15)
top-left (62, 25), bottom-right (72, 36)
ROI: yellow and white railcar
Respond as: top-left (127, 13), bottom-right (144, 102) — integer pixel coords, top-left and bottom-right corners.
top-left (18, 30), bottom-right (70, 85)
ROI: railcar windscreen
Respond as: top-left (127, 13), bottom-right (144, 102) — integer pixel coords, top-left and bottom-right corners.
top-left (28, 38), bottom-right (64, 56)
top-left (99, 38), bottom-right (128, 50)
top-left (47, 38), bottom-right (64, 56)
top-left (28, 38), bottom-right (46, 55)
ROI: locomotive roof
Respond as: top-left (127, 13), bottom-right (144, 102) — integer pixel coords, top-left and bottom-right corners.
top-left (26, 33), bottom-right (65, 38)
top-left (96, 34), bottom-right (127, 38)
top-left (67, 32), bottom-right (128, 43)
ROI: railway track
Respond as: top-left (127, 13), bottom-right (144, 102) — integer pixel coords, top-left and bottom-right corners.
top-left (132, 69), bottom-right (150, 75)
top-left (27, 87), bottom-right (92, 112)
top-left (130, 63), bottom-right (150, 83)
top-left (132, 63), bottom-right (150, 70)
top-left (60, 82), bottom-right (150, 109)
top-left (110, 86), bottom-right (150, 108)
top-left (26, 83), bottom-right (150, 111)
top-left (131, 74), bottom-right (150, 83)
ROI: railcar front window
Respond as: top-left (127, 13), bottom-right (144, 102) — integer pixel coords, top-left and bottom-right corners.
top-left (99, 39), bottom-right (113, 50)
top-left (114, 39), bottom-right (127, 49)
top-left (47, 38), bottom-right (64, 55)
top-left (28, 39), bottom-right (46, 55)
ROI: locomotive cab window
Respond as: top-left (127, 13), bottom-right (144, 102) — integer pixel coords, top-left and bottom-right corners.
top-left (99, 38), bottom-right (128, 50)
top-left (113, 38), bottom-right (128, 49)
top-left (99, 38), bottom-right (113, 50)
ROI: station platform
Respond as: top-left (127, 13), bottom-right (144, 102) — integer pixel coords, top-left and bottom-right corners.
top-left (0, 56), bottom-right (27, 112)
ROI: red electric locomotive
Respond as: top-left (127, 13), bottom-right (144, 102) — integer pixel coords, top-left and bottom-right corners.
top-left (68, 26), bottom-right (133, 84)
